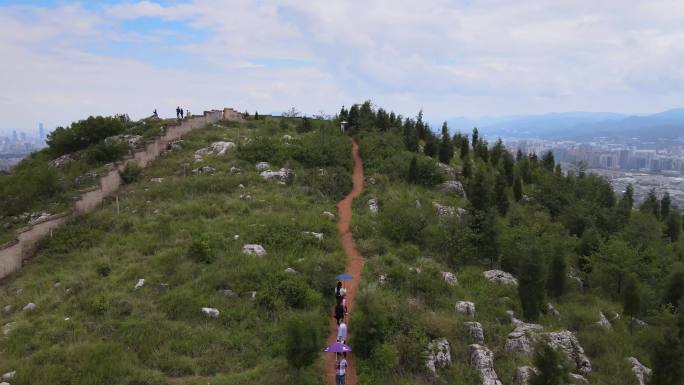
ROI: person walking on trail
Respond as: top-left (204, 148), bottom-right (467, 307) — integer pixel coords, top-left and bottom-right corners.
top-left (335, 353), bottom-right (348, 385)
top-left (152, 109), bottom-right (158, 118)
top-left (176, 106), bottom-right (181, 119)
top-left (180, 108), bottom-right (184, 119)
top-left (334, 302), bottom-right (345, 325)
top-left (335, 281), bottom-right (346, 305)
top-left (186, 109), bottom-right (190, 118)
top-left (337, 321), bottom-right (347, 344)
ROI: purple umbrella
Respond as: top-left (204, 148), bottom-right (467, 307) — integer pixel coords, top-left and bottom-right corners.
top-left (323, 342), bottom-right (352, 353)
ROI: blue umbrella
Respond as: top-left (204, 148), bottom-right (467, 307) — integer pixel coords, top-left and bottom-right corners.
top-left (323, 342), bottom-right (352, 353)
top-left (336, 273), bottom-right (353, 281)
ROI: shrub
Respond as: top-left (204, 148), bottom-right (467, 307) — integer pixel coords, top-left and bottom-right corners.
top-left (84, 140), bottom-right (129, 165)
top-left (47, 115), bottom-right (126, 156)
top-left (284, 312), bottom-right (323, 370)
top-left (187, 237), bottom-right (213, 264)
top-left (120, 163), bottom-right (143, 184)
top-left (373, 343), bottom-right (399, 373)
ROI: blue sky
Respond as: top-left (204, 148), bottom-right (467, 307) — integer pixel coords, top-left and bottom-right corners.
top-left (1, 0), bottom-right (684, 131)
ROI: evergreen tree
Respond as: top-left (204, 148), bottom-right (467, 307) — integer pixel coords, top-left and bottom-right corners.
top-left (402, 118), bottom-right (419, 152)
top-left (474, 139), bottom-right (489, 162)
top-left (554, 164), bottom-right (562, 177)
top-left (415, 109), bottom-right (426, 140)
top-left (471, 127), bottom-right (479, 149)
top-left (651, 316), bottom-right (684, 385)
top-left (624, 184), bottom-right (635, 207)
top-left (423, 134), bottom-right (438, 158)
top-left (666, 212), bottom-right (682, 242)
top-left (339, 105), bottom-right (349, 122)
top-left (661, 192), bottom-right (672, 219)
top-left (547, 253), bottom-right (567, 299)
top-left (541, 151), bottom-right (555, 172)
top-left (490, 138), bottom-right (505, 166)
top-left (462, 158), bottom-right (473, 179)
top-left (531, 342), bottom-right (571, 385)
top-left (502, 151), bottom-right (515, 186)
top-left (376, 108), bottom-right (390, 132)
top-left (438, 122), bottom-right (454, 164)
top-left (623, 277), bottom-right (640, 333)
top-left (516, 148), bottom-right (524, 162)
top-left (469, 209), bottom-right (499, 267)
top-left (459, 134), bottom-right (470, 160)
top-left (494, 170), bottom-right (509, 216)
top-left (468, 168), bottom-right (493, 212)
top-left (663, 267), bottom-right (684, 308)
top-left (513, 175), bottom-right (523, 202)
top-left (348, 104), bottom-right (360, 134)
top-left (519, 159), bottom-right (532, 184)
top-left (640, 189), bottom-right (660, 219)
top-left (408, 157), bottom-right (418, 183)
top-left (616, 185), bottom-right (634, 225)
top-left (518, 246), bottom-right (547, 321)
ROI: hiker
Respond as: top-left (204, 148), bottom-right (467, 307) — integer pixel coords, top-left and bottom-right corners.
top-left (334, 302), bottom-right (345, 325)
top-left (180, 108), bottom-right (184, 119)
top-left (335, 352), bottom-right (348, 385)
top-left (337, 320), bottom-right (347, 344)
top-left (152, 109), bottom-right (158, 118)
top-left (186, 109), bottom-right (190, 118)
top-left (176, 106), bottom-right (181, 119)
top-left (335, 281), bottom-right (346, 305)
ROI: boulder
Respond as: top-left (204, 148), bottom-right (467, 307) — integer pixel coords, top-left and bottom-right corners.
top-left (631, 317), bottom-right (649, 328)
top-left (0, 382), bottom-right (9, 385)
top-left (48, 154), bottom-right (73, 168)
top-left (150, 177), bottom-right (164, 183)
top-left (596, 311), bottom-right (612, 330)
top-left (2, 305), bottom-right (13, 314)
top-left (483, 270), bottom-right (518, 286)
top-left (167, 140), bottom-right (183, 151)
top-left (219, 289), bottom-right (237, 297)
top-left (547, 302), bottom-right (560, 317)
top-left (260, 168), bottom-right (293, 183)
top-left (2, 322), bottom-right (16, 336)
top-left (505, 318), bottom-right (543, 353)
top-left (627, 357), bottom-right (652, 385)
top-left (239, 194), bottom-right (252, 200)
top-left (28, 212), bottom-right (51, 225)
top-left (230, 166), bottom-right (242, 174)
top-left (284, 267), bottom-right (297, 274)
top-left (192, 166), bottom-right (216, 175)
top-left (256, 162), bottom-right (271, 170)
top-left (433, 202), bottom-right (456, 217)
top-left (2, 371), bottom-right (15, 380)
top-left (442, 271), bottom-right (458, 286)
top-left (282, 135), bottom-right (293, 141)
top-left (323, 211), bottom-right (336, 220)
top-left (106, 134), bottom-right (142, 147)
top-left (455, 301), bottom-right (476, 316)
top-left (378, 274), bottom-right (387, 286)
top-left (303, 231), bottom-right (324, 240)
top-left (368, 198), bottom-right (379, 214)
top-left (440, 180), bottom-right (466, 197)
top-left (425, 337), bottom-right (452, 375)
top-left (23, 302), bottom-right (36, 312)
top-left (134, 279), bottom-right (145, 290)
top-left (194, 141), bottom-right (235, 160)
top-left (464, 321), bottom-right (485, 345)
top-left (437, 163), bottom-right (457, 178)
top-left (547, 330), bottom-right (592, 375)
top-left (242, 244), bottom-right (267, 256)
top-left (569, 373), bottom-right (589, 384)
top-left (469, 344), bottom-right (503, 385)
top-left (514, 366), bottom-right (538, 385)
top-left (201, 307), bottom-right (220, 318)
top-left (567, 270), bottom-right (585, 292)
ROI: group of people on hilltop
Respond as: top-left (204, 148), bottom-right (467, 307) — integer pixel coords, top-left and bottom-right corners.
top-left (334, 281), bottom-right (349, 385)
top-left (176, 106), bottom-right (190, 119)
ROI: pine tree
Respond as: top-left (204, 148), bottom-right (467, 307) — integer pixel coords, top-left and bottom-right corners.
top-left (408, 157), bottom-right (418, 183)
top-left (547, 253), bottom-right (567, 299)
top-left (663, 268), bottom-right (684, 308)
top-left (402, 118), bottom-right (419, 152)
top-left (438, 122), bottom-right (454, 164)
top-left (651, 318), bottom-right (684, 385)
top-left (666, 212), bottom-right (682, 242)
top-left (518, 246), bottom-right (546, 321)
top-left (661, 192), bottom-right (672, 219)
top-left (462, 158), bottom-right (472, 179)
top-left (531, 342), bottom-right (571, 385)
top-left (471, 127), bottom-right (479, 148)
top-left (640, 189), bottom-right (660, 219)
top-left (468, 169), bottom-right (492, 212)
top-left (339, 105), bottom-right (349, 121)
top-left (541, 151), bottom-right (555, 172)
top-left (513, 175), bottom-right (523, 202)
top-left (423, 134), bottom-right (438, 158)
top-left (494, 171), bottom-right (509, 215)
top-left (502, 151), bottom-right (515, 186)
top-left (469, 209), bottom-right (499, 267)
top-left (459, 134), bottom-right (470, 160)
top-left (516, 148), bottom-right (524, 162)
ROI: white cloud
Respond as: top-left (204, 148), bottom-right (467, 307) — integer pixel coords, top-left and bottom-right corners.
top-left (1, 0), bottom-right (684, 129)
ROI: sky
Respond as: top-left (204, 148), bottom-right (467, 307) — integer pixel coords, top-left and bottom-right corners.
top-left (1, 0), bottom-right (684, 132)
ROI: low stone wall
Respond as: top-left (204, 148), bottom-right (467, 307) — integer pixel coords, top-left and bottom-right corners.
top-left (0, 108), bottom-right (238, 281)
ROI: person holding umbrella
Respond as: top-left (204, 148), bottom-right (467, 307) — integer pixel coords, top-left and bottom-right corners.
top-left (335, 353), bottom-right (348, 385)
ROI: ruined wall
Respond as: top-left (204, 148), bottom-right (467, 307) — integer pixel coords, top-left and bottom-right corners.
top-left (0, 109), bottom-right (232, 281)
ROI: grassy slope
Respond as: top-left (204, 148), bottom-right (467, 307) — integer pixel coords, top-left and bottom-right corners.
top-left (350, 133), bottom-right (649, 385)
top-left (0, 119), bottom-right (351, 385)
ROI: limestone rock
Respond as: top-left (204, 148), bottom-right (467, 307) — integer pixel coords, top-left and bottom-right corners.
top-left (0, 381), bottom-right (9, 385)
top-left (368, 198), bottom-right (379, 215)
top-left (378, 274), bottom-right (387, 286)
top-left (569, 373), bottom-right (589, 384)
top-left (192, 166), bottom-right (216, 175)
top-left (440, 180), bottom-right (466, 197)
top-left (568, 270), bottom-right (585, 292)
top-left (150, 177), bottom-right (164, 183)
top-left (2, 322), bottom-right (16, 335)
top-left (282, 135), bottom-right (293, 141)
top-left (239, 194), bottom-right (252, 200)
top-left (255, 162), bottom-right (271, 171)
top-left (23, 302), bottom-right (36, 312)
top-left (242, 244), bottom-right (267, 256)
top-left (547, 330), bottom-right (592, 375)
top-left (464, 321), bottom-right (485, 345)
top-left (469, 344), bottom-right (503, 385)
top-left (505, 318), bottom-right (543, 353)
top-left (230, 166), bottom-right (242, 174)
top-left (631, 317), bottom-right (648, 328)
top-left (596, 311), bottom-right (612, 330)
top-left (194, 141), bottom-right (235, 160)
top-left (219, 289), bottom-right (236, 297)
top-left (437, 162), bottom-right (457, 178)
top-left (28, 212), bottom-right (51, 225)
top-left (3, 305), bottom-right (13, 314)
top-left (483, 270), bottom-right (518, 286)
top-left (259, 168), bottom-right (293, 182)
top-left (627, 357), bottom-right (651, 385)
top-left (455, 301), bottom-right (476, 316)
top-left (49, 154), bottom-right (73, 168)
top-left (425, 337), bottom-right (451, 375)
top-left (106, 134), bottom-right (142, 147)
top-left (2, 371), bottom-right (15, 380)
top-left (514, 366), bottom-right (538, 385)
top-left (323, 211), bottom-right (335, 220)
top-left (134, 279), bottom-right (145, 290)
top-left (201, 307), bottom-right (220, 318)
top-left (303, 231), bottom-right (324, 240)
top-left (547, 302), bottom-right (560, 317)
top-left (442, 271), bottom-right (458, 286)
top-left (284, 267), bottom-right (297, 274)
top-left (433, 202), bottom-right (456, 217)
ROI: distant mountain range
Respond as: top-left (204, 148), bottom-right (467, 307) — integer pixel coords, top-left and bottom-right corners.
top-left (444, 108), bottom-right (684, 142)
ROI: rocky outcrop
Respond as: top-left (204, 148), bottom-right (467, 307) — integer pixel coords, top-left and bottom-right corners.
top-left (547, 303), bottom-right (560, 317)
top-left (469, 344), bottom-right (503, 385)
top-left (242, 244), bottom-right (267, 256)
top-left (596, 311), bottom-right (612, 330)
top-left (192, 166), bottom-right (216, 175)
top-left (627, 357), bottom-right (652, 385)
top-left (106, 134), bottom-right (142, 148)
top-left (433, 202), bottom-right (456, 217)
top-left (28, 212), bottom-right (51, 225)
top-left (437, 163), bottom-right (457, 178)
top-left (201, 307), bottom-right (220, 318)
top-left (483, 270), bottom-right (518, 286)
top-left (547, 330), bottom-right (592, 375)
top-left (440, 180), bottom-right (466, 197)
top-left (464, 321), bottom-right (485, 345)
top-left (48, 154), bottom-right (73, 168)
top-left (303, 231), bottom-right (324, 240)
top-left (368, 198), bottom-right (379, 214)
top-left (456, 301), bottom-right (476, 316)
top-left (2, 322), bottom-right (16, 336)
top-left (323, 211), bottom-right (335, 220)
top-left (284, 267), bottom-right (297, 274)
top-left (194, 141), bottom-right (235, 160)
top-left (425, 338), bottom-right (451, 375)
top-left (255, 161), bottom-right (271, 170)
top-left (134, 279), bottom-right (145, 290)
top-left (505, 318), bottom-right (543, 353)
top-left (568, 270), bottom-right (585, 292)
top-left (259, 168), bottom-right (293, 183)
top-left (442, 271), bottom-right (458, 286)
top-left (23, 303), bottom-right (36, 312)
top-left (514, 366), bottom-right (538, 385)
top-left (569, 373), bottom-right (589, 384)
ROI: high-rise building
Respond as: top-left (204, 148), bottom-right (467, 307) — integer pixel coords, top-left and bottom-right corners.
top-left (39, 123), bottom-right (45, 140)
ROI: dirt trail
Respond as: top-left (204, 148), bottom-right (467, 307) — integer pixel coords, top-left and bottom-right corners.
top-left (324, 140), bottom-right (365, 385)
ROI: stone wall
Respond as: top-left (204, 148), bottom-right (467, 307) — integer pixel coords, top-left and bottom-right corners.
top-left (0, 108), bottom-right (236, 281)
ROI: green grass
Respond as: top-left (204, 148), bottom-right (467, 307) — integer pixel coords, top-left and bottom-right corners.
top-left (0, 119), bottom-right (350, 385)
